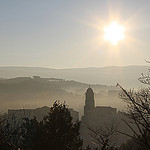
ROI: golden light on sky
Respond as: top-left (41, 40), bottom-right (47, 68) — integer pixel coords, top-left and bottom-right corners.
top-left (104, 22), bottom-right (125, 45)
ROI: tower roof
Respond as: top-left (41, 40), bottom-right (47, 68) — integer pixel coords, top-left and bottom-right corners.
top-left (86, 87), bottom-right (94, 93)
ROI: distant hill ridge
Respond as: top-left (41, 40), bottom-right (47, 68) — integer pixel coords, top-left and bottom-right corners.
top-left (0, 65), bottom-right (149, 88)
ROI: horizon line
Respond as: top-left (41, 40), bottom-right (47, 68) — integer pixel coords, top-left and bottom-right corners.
top-left (0, 64), bottom-right (149, 70)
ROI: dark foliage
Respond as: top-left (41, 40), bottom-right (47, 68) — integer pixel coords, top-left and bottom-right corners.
top-left (32, 101), bottom-right (83, 150)
top-left (0, 101), bottom-right (83, 150)
top-left (0, 116), bottom-right (17, 150)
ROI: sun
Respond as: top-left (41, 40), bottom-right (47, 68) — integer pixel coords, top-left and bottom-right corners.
top-left (104, 21), bottom-right (125, 45)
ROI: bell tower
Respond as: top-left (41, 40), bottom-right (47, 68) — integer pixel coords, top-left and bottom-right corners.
top-left (84, 86), bottom-right (95, 116)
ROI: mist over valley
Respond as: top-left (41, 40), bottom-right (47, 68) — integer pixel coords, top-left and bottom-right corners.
top-left (0, 65), bottom-right (148, 116)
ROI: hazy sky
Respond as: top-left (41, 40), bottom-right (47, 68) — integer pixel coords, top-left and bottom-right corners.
top-left (1, 0), bottom-right (150, 68)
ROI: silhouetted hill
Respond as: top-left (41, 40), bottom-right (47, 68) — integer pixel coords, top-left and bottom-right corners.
top-left (0, 66), bottom-right (149, 88)
top-left (0, 76), bottom-right (120, 117)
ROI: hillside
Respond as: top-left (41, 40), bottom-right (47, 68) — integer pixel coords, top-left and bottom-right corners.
top-left (0, 65), bottom-right (149, 88)
top-left (0, 76), bottom-right (120, 116)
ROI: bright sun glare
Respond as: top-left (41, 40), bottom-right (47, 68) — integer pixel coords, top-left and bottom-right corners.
top-left (104, 22), bottom-right (125, 45)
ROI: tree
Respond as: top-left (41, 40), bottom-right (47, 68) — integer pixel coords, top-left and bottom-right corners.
top-left (0, 101), bottom-right (83, 150)
top-left (88, 122), bottom-right (118, 150)
top-left (32, 101), bottom-right (83, 150)
top-left (119, 136), bottom-right (149, 150)
top-left (0, 115), bottom-right (17, 150)
top-left (117, 83), bottom-right (150, 149)
top-left (17, 117), bottom-right (39, 150)
top-left (115, 63), bottom-right (150, 149)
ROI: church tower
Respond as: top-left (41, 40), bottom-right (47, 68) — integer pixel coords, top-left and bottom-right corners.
top-left (84, 87), bottom-right (95, 116)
